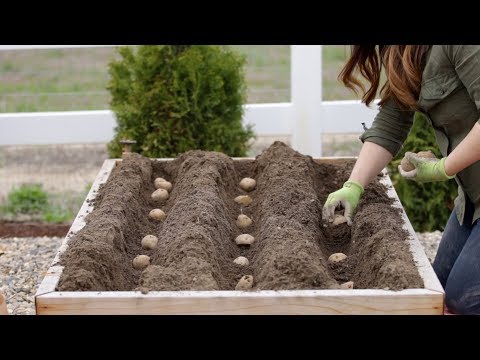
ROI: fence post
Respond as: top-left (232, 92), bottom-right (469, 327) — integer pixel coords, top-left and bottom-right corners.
top-left (291, 45), bottom-right (323, 157)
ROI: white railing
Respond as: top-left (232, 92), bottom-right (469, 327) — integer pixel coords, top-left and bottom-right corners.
top-left (0, 45), bottom-right (119, 50)
top-left (0, 45), bottom-right (380, 156)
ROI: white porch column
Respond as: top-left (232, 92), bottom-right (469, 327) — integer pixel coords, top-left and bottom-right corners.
top-left (290, 45), bottom-right (323, 157)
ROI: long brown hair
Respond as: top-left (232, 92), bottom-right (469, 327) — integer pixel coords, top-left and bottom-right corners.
top-left (339, 45), bottom-right (430, 109)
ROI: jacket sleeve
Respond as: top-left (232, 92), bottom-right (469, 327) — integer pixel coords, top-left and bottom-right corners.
top-left (359, 98), bottom-right (415, 156)
top-left (443, 45), bottom-right (480, 125)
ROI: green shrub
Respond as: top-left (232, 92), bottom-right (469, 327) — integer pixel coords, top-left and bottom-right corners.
top-left (0, 183), bottom-right (93, 224)
top-left (388, 112), bottom-right (458, 232)
top-left (43, 207), bottom-right (73, 224)
top-left (107, 45), bottom-right (255, 158)
top-left (2, 183), bottom-right (48, 215)
top-left (43, 185), bottom-right (92, 224)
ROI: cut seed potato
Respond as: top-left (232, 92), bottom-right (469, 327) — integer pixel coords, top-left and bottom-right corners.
top-left (239, 177), bottom-right (256, 192)
top-left (141, 235), bottom-right (158, 250)
top-left (235, 234), bottom-right (255, 245)
top-left (133, 255), bottom-right (150, 270)
top-left (234, 195), bottom-right (252, 206)
top-left (152, 188), bottom-right (169, 201)
top-left (236, 214), bottom-right (252, 228)
top-left (328, 253), bottom-right (347, 263)
top-left (149, 209), bottom-right (166, 221)
top-left (235, 275), bottom-right (254, 290)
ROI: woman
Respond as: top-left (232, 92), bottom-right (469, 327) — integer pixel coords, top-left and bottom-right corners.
top-left (322, 45), bottom-right (480, 315)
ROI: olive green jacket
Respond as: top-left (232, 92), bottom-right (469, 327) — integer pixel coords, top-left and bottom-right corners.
top-left (360, 45), bottom-right (480, 225)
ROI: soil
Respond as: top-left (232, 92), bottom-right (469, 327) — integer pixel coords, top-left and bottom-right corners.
top-left (57, 141), bottom-right (423, 292)
top-left (0, 220), bottom-right (70, 238)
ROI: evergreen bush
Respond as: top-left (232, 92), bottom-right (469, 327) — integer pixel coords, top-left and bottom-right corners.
top-left (107, 45), bottom-right (255, 158)
top-left (388, 112), bottom-right (458, 231)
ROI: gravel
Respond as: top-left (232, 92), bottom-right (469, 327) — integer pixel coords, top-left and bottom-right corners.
top-left (0, 236), bottom-right (63, 315)
top-left (0, 232), bottom-right (443, 315)
top-left (416, 231), bottom-right (442, 264)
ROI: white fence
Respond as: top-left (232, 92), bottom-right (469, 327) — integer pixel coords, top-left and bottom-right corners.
top-left (0, 45), bottom-right (380, 156)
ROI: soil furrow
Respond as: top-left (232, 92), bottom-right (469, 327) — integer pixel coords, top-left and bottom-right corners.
top-left (56, 142), bottom-right (423, 292)
top-left (139, 151), bottom-right (241, 290)
top-left (247, 142), bottom-right (338, 289)
top-left (57, 154), bottom-right (155, 290)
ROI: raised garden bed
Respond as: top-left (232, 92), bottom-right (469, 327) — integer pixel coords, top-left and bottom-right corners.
top-left (35, 142), bottom-right (444, 314)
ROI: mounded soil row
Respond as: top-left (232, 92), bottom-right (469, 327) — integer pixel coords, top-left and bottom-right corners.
top-left (57, 142), bottom-right (423, 292)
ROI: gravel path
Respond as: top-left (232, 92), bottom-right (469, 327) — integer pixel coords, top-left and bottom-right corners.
top-left (416, 231), bottom-right (442, 264)
top-left (0, 232), bottom-right (442, 315)
top-left (0, 237), bottom-right (63, 315)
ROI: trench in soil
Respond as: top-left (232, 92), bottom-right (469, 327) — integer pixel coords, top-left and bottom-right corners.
top-left (57, 142), bottom-right (423, 292)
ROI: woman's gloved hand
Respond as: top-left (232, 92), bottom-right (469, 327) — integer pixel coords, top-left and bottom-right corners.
top-left (398, 152), bottom-right (456, 183)
top-left (322, 180), bottom-right (364, 226)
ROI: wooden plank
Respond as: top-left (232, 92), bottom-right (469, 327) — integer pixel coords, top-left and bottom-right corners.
top-left (0, 102), bottom-right (296, 145)
top-left (291, 45), bottom-right (323, 157)
top-left (135, 157), bottom-right (354, 164)
top-left (36, 289), bottom-right (443, 315)
top-left (35, 266), bottom-right (65, 296)
top-left (0, 45), bottom-right (118, 51)
top-left (34, 159), bottom-right (117, 297)
top-left (313, 157), bottom-right (357, 165)
top-left (0, 292), bottom-right (8, 315)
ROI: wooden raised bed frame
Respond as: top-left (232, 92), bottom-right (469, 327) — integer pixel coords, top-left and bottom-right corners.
top-left (35, 157), bottom-right (445, 315)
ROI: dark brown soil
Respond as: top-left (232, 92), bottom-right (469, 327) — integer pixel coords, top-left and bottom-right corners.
top-left (57, 142), bottom-right (423, 292)
top-left (0, 220), bottom-right (70, 238)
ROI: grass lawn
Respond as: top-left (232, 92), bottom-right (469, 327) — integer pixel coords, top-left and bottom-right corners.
top-left (0, 45), bottom-right (359, 113)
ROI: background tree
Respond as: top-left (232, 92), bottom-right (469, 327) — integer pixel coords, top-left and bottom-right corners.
top-left (107, 45), bottom-right (255, 158)
top-left (389, 112), bottom-right (458, 231)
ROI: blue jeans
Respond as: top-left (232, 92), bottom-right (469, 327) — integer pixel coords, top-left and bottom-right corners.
top-left (432, 200), bottom-right (480, 315)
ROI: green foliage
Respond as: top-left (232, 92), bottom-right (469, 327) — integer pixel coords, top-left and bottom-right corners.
top-left (43, 208), bottom-right (73, 223)
top-left (43, 185), bottom-right (92, 224)
top-left (0, 182), bottom-right (93, 224)
top-left (388, 112), bottom-right (458, 231)
top-left (84, 182), bottom-right (93, 193)
top-left (107, 45), bottom-right (255, 158)
top-left (3, 183), bottom-right (48, 214)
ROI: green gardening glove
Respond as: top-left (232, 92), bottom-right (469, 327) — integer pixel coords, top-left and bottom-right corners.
top-left (398, 152), bottom-right (456, 183)
top-left (322, 180), bottom-right (364, 226)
